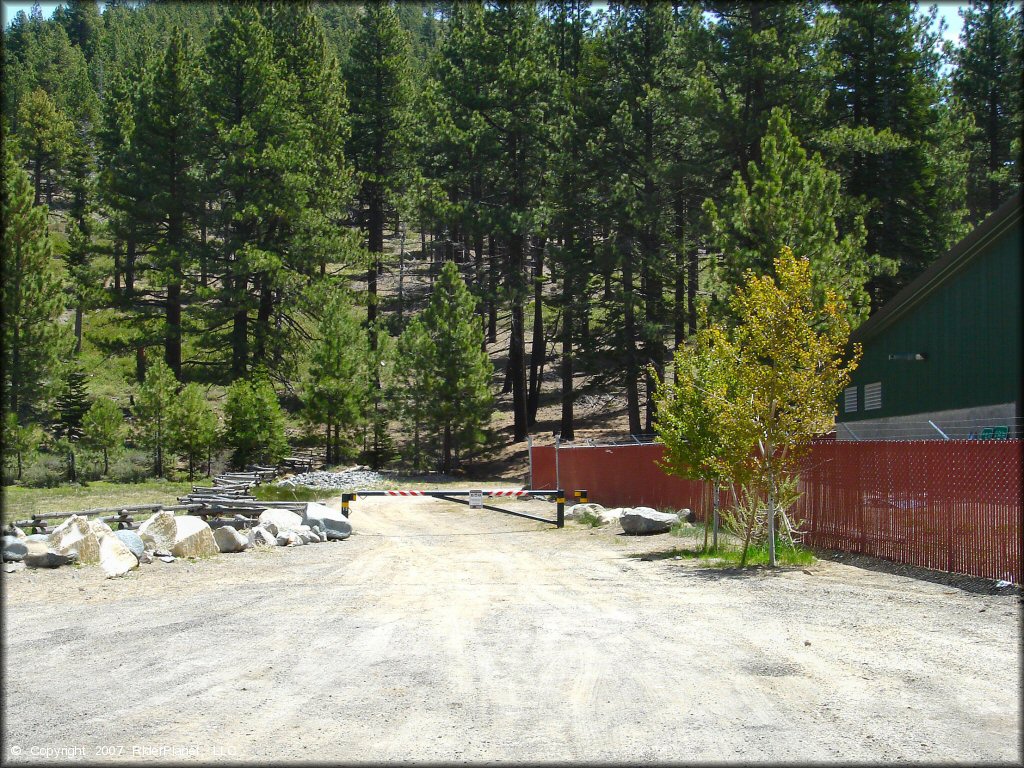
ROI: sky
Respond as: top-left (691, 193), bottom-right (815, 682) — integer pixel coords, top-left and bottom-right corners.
top-left (2, 1), bottom-right (972, 44)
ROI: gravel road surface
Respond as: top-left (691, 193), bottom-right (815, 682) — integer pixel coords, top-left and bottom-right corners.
top-left (3, 495), bottom-right (1020, 763)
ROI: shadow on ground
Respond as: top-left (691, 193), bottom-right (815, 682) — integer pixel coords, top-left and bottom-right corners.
top-left (813, 549), bottom-right (1022, 596)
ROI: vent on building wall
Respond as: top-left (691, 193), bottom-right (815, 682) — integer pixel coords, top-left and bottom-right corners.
top-left (843, 386), bottom-right (857, 413)
top-left (864, 382), bottom-right (882, 410)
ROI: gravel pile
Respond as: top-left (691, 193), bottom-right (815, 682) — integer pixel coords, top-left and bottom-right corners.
top-left (276, 469), bottom-right (383, 491)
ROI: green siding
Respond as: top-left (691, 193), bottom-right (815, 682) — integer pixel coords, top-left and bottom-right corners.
top-left (840, 220), bottom-right (1021, 422)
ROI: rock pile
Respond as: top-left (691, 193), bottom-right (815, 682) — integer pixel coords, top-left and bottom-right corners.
top-left (3, 500), bottom-right (354, 579)
top-left (275, 468), bottom-right (382, 491)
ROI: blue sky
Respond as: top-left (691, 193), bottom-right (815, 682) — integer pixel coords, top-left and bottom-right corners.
top-left (0, 1), bottom-right (973, 45)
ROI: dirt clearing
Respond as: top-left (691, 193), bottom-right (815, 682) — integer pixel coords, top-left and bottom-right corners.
top-left (3, 495), bottom-right (1020, 763)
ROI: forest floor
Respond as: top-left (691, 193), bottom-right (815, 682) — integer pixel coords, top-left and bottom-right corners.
top-left (4, 493), bottom-right (1020, 764)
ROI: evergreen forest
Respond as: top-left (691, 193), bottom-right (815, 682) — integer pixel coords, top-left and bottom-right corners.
top-left (2, 0), bottom-right (1021, 483)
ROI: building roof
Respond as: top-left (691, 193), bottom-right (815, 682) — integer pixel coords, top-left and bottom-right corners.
top-left (852, 190), bottom-right (1023, 344)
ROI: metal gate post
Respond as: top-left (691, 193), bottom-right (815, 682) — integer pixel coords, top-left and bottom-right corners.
top-left (556, 490), bottom-right (565, 528)
top-left (341, 493), bottom-right (353, 518)
top-left (574, 489), bottom-right (588, 504)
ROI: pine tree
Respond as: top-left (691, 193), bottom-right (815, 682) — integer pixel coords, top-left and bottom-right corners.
top-left (202, 2), bottom-right (310, 378)
top-left (302, 288), bottom-right (369, 466)
top-left (952, 0), bottom-right (1023, 222)
top-left (704, 110), bottom-right (895, 326)
top-left (223, 375), bottom-right (288, 469)
top-left (52, 366), bottom-right (92, 442)
top-left (344, 2), bottom-right (414, 342)
top-left (823, 2), bottom-right (970, 308)
top-left (3, 413), bottom-right (44, 482)
top-left (16, 88), bottom-right (73, 205)
top-left (704, 1), bottom-right (829, 178)
top-left (81, 398), bottom-right (126, 476)
top-left (393, 316), bottom-right (435, 471)
top-left (588, 1), bottom-right (682, 434)
top-left (131, 27), bottom-right (202, 377)
top-left (1, 141), bottom-right (69, 421)
top-left (134, 357), bottom-right (178, 477)
top-left (414, 261), bottom-right (494, 473)
top-left (167, 384), bottom-right (218, 480)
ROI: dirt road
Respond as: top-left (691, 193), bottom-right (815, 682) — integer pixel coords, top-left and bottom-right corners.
top-left (3, 496), bottom-right (1020, 763)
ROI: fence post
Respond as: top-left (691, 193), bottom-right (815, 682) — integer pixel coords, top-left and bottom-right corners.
top-left (712, 482), bottom-right (720, 550)
top-left (554, 434), bottom-right (561, 493)
top-left (556, 490), bottom-right (565, 528)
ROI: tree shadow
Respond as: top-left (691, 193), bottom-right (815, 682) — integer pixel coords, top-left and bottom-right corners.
top-left (814, 549), bottom-right (1022, 596)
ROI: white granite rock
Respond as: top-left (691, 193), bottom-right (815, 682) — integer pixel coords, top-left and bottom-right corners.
top-left (89, 519), bottom-right (114, 537)
top-left (302, 502), bottom-right (352, 540)
top-left (99, 533), bottom-right (139, 578)
top-left (213, 525), bottom-right (250, 553)
top-left (169, 516), bottom-right (218, 558)
top-left (138, 511), bottom-right (177, 552)
top-left (48, 515), bottom-right (100, 564)
top-left (248, 526), bottom-right (278, 548)
top-left (257, 508), bottom-right (303, 531)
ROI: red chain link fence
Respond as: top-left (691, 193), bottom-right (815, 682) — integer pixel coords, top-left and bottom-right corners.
top-left (531, 439), bottom-right (1022, 583)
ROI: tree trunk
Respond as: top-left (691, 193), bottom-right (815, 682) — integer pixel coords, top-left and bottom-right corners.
top-left (767, 474), bottom-right (777, 567)
top-left (487, 235), bottom-right (498, 343)
top-left (621, 240), bottom-right (642, 435)
top-left (125, 234), bottom-right (136, 296)
top-left (255, 273), bottom-right (273, 364)
top-left (74, 306), bottom-right (83, 355)
top-left (113, 240), bottom-right (122, 293)
top-left (442, 423), bottom-right (452, 474)
top-left (166, 280), bottom-right (182, 377)
top-left (367, 187), bottom-right (384, 349)
top-left (231, 297), bottom-right (248, 380)
top-left (559, 237), bottom-right (575, 442)
top-left (509, 233), bottom-right (528, 443)
top-left (33, 155), bottom-right (42, 206)
top-left (136, 345), bottom-right (146, 384)
top-left (688, 245), bottom-right (699, 336)
top-left (527, 236), bottom-right (546, 424)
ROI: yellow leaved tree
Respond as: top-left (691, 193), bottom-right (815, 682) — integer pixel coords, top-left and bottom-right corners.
top-left (655, 247), bottom-right (861, 566)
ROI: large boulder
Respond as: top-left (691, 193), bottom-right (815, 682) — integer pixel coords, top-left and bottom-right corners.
top-left (9, 527), bottom-right (27, 540)
top-left (25, 550), bottom-right (78, 568)
top-left (48, 515), bottom-right (100, 564)
top-left (302, 502), bottom-right (352, 541)
top-left (138, 510), bottom-right (177, 552)
top-left (619, 507), bottom-right (680, 535)
top-left (113, 529), bottom-right (146, 560)
top-left (257, 508), bottom-right (303, 532)
top-left (2, 536), bottom-right (28, 562)
top-left (248, 526), bottom-right (278, 548)
top-left (169, 516), bottom-right (218, 558)
top-left (213, 525), bottom-right (250, 553)
top-left (276, 531), bottom-right (301, 547)
top-left (99, 534), bottom-right (139, 578)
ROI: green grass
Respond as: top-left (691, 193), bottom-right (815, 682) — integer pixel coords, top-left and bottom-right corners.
top-left (576, 508), bottom-right (606, 527)
top-left (251, 485), bottom-right (336, 503)
top-left (630, 536), bottom-right (816, 569)
top-left (1, 479), bottom-right (194, 523)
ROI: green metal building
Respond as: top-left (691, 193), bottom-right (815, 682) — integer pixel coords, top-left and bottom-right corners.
top-left (836, 191), bottom-right (1022, 440)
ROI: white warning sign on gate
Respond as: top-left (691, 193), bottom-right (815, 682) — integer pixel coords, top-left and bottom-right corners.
top-left (469, 489), bottom-right (483, 509)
